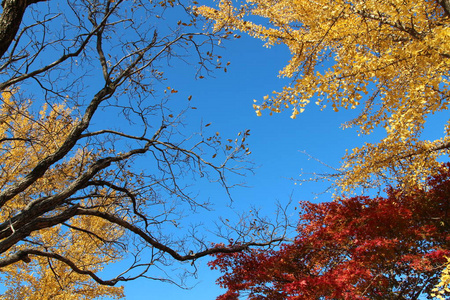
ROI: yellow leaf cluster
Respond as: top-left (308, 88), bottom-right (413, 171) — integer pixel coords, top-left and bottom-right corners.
top-left (0, 92), bottom-right (76, 217)
top-left (432, 257), bottom-right (450, 300)
top-left (0, 93), bottom-right (98, 217)
top-left (198, 0), bottom-right (450, 191)
top-left (0, 92), bottom-right (124, 299)
top-left (0, 216), bottom-right (124, 300)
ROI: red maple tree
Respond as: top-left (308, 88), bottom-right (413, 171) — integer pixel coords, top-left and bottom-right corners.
top-left (210, 165), bottom-right (450, 300)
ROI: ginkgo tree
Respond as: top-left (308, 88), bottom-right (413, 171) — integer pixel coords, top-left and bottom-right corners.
top-left (0, 0), bottom-right (287, 298)
top-left (198, 0), bottom-right (450, 192)
top-left (0, 93), bottom-right (124, 299)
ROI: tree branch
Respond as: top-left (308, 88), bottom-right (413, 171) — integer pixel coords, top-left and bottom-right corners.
top-left (0, 0), bottom-right (47, 59)
top-left (76, 207), bottom-right (284, 262)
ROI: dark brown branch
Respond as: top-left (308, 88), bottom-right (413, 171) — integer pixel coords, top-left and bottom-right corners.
top-left (0, 0), bottom-right (47, 59)
top-left (62, 222), bottom-right (122, 247)
top-left (85, 180), bottom-right (150, 229)
top-left (0, 83), bottom-right (115, 209)
top-left (0, 249), bottom-right (122, 285)
top-left (0, 141), bottom-right (154, 257)
top-left (0, 204), bottom-right (79, 253)
top-left (76, 207), bottom-right (284, 262)
top-left (0, 0), bottom-right (125, 91)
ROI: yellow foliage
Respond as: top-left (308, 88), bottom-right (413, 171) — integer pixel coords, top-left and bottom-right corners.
top-left (0, 92), bottom-right (79, 218)
top-left (432, 257), bottom-right (450, 300)
top-left (198, 0), bottom-right (450, 192)
top-left (0, 92), bottom-right (124, 299)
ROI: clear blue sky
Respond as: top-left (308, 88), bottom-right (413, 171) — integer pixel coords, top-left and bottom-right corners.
top-left (114, 14), bottom-right (450, 300)
top-left (110, 12), bottom-right (387, 300)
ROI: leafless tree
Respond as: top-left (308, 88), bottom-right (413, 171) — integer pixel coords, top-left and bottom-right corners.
top-left (0, 0), bottom-right (287, 292)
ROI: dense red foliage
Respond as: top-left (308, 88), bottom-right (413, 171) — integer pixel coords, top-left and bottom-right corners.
top-left (209, 165), bottom-right (450, 299)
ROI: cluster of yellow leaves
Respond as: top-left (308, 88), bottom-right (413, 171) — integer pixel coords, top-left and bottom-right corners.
top-left (432, 257), bottom-right (450, 300)
top-left (0, 214), bottom-right (124, 300)
top-left (198, 0), bottom-right (450, 192)
top-left (0, 92), bottom-right (124, 299)
top-left (341, 138), bottom-right (448, 190)
top-left (0, 92), bottom-right (80, 219)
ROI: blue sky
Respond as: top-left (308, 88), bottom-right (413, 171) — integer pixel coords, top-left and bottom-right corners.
top-left (112, 9), bottom-right (449, 297)
top-left (111, 13), bottom-right (387, 300)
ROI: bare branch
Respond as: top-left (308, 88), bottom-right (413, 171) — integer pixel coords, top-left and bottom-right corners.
top-left (0, 0), bottom-right (47, 58)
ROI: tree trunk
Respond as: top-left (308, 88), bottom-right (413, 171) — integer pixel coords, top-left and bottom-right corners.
top-left (0, 0), bottom-right (46, 59)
